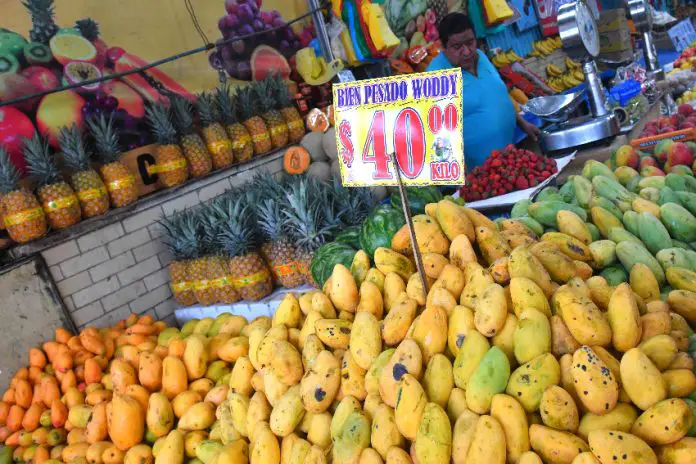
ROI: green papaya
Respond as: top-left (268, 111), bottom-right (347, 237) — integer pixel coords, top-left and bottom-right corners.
top-left (684, 175), bottom-right (696, 192)
top-left (590, 195), bottom-right (623, 220)
top-left (616, 241), bottom-right (666, 285)
top-left (582, 160), bottom-right (617, 181)
top-left (659, 186), bottom-right (681, 206)
top-left (536, 186), bottom-right (559, 202)
top-left (465, 346), bottom-right (511, 414)
top-left (670, 165), bottom-right (694, 177)
top-left (586, 223), bottom-right (601, 242)
top-left (600, 265), bottom-right (628, 285)
top-left (592, 175), bottom-right (635, 203)
top-left (589, 240), bottom-right (617, 268)
top-left (656, 248), bottom-right (694, 272)
top-left (559, 180), bottom-right (575, 203)
top-left (608, 227), bottom-right (643, 246)
top-left (528, 201), bottom-right (587, 227)
top-left (637, 212), bottom-right (673, 254)
top-left (511, 199), bottom-right (532, 218)
top-left (0, 446), bottom-right (15, 464)
top-left (660, 203), bottom-right (696, 242)
top-left (591, 206), bottom-right (624, 238)
top-left (572, 176), bottom-right (593, 209)
top-left (626, 175), bottom-right (643, 193)
top-left (638, 176), bottom-right (666, 189)
top-left (676, 191), bottom-right (696, 216)
top-left (615, 166), bottom-right (640, 186)
top-left (672, 240), bottom-right (691, 250)
top-left (665, 173), bottom-right (690, 192)
top-left (622, 211), bottom-right (641, 236)
top-left (516, 216), bottom-right (544, 237)
top-left (639, 187), bottom-right (660, 203)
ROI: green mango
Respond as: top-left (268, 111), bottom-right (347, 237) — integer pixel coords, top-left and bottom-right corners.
top-left (465, 346), bottom-right (510, 414)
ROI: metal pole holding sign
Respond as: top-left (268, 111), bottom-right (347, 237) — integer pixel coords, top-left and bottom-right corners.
top-left (392, 156), bottom-right (429, 295)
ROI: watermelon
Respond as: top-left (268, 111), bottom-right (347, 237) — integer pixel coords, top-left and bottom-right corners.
top-left (250, 45), bottom-right (290, 81)
top-left (359, 205), bottom-right (406, 259)
top-left (335, 226), bottom-right (361, 249)
top-left (389, 186), bottom-right (443, 215)
top-left (310, 242), bottom-right (357, 287)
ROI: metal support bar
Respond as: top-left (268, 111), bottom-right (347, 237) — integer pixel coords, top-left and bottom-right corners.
top-left (308, 0), bottom-right (335, 62)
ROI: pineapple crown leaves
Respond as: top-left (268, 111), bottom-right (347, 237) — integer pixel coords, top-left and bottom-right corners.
top-left (59, 124), bottom-right (93, 172)
top-left (282, 177), bottom-right (336, 253)
top-left (0, 147), bottom-right (22, 193)
top-left (253, 80), bottom-right (276, 113)
top-left (333, 179), bottom-right (378, 226)
top-left (214, 84), bottom-right (238, 125)
top-left (76, 18), bottom-right (100, 41)
top-left (86, 114), bottom-right (122, 164)
top-left (236, 86), bottom-right (260, 120)
top-left (250, 170), bottom-right (287, 201)
top-left (256, 197), bottom-right (288, 242)
top-left (158, 209), bottom-right (201, 260)
top-left (170, 96), bottom-right (196, 135)
top-left (145, 103), bottom-right (178, 145)
top-left (271, 75), bottom-right (292, 108)
top-left (24, 133), bottom-right (63, 187)
top-left (196, 91), bottom-right (221, 127)
top-left (214, 195), bottom-right (260, 257)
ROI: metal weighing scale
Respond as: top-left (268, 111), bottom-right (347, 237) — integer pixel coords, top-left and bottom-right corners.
top-left (527, 0), bottom-right (620, 153)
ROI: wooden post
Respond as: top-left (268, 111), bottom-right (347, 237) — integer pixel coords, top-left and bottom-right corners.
top-left (392, 156), bottom-right (429, 294)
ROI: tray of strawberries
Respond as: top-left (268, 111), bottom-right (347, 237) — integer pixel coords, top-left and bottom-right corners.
top-left (455, 145), bottom-right (575, 210)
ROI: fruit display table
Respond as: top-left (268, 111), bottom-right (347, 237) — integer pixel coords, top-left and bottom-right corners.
top-left (173, 284), bottom-right (315, 325)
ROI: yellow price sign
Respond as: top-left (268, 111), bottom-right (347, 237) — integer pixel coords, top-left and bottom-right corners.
top-left (332, 68), bottom-right (465, 187)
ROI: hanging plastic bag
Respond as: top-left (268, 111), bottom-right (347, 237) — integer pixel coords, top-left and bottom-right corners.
top-left (482, 0), bottom-right (514, 27)
top-left (384, 0), bottom-right (428, 37)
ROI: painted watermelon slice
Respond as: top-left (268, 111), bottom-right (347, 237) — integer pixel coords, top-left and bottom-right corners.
top-left (250, 45), bottom-right (291, 81)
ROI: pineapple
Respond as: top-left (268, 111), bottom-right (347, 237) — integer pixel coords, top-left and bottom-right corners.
top-left (256, 194), bottom-right (303, 288)
top-left (59, 125), bottom-right (110, 218)
top-left (255, 80), bottom-right (289, 149)
top-left (75, 18), bottom-right (99, 40)
top-left (283, 178), bottom-right (337, 286)
top-left (237, 87), bottom-right (272, 156)
top-left (171, 96), bottom-right (212, 178)
top-left (22, 0), bottom-right (59, 44)
top-left (196, 92), bottom-right (235, 169)
top-left (87, 114), bottom-right (139, 208)
top-left (24, 133), bottom-right (81, 230)
top-left (0, 147), bottom-right (46, 243)
top-left (145, 103), bottom-right (189, 187)
top-left (273, 75), bottom-right (306, 143)
top-left (199, 201), bottom-right (239, 304)
top-left (215, 84), bottom-right (253, 163)
top-left (159, 210), bottom-right (198, 307)
top-left (215, 195), bottom-right (273, 301)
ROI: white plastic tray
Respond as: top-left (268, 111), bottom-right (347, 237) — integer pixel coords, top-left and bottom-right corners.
top-left (453, 152), bottom-right (577, 211)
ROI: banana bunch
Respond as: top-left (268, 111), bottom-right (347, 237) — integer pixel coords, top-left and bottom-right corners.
top-left (565, 56), bottom-right (581, 70)
top-left (527, 36), bottom-right (563, 57)
top-left (492, 49), bottom-right (524, 68)
top-left (546, 63), bottom-right (564, 77)
top-left (547, 70), bottom-right (585, 93)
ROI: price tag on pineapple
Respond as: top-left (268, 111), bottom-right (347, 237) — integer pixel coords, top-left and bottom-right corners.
top-left (332, 69), bottom-right (465, 186)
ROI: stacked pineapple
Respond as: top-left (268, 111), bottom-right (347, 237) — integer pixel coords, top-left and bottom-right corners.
top-left (255, 79), bottom-right (289, 149)
top-left (283, 177), bottom-right (342, 286)
top-left (24, 133), bottom-right (81, 230)
top-left (273, 75), bottom-right (306, 143)
top-left (0, 147), bottom-right (47, 243)
top-left (253, 172), bottom-right (304, 288)
top-left (215, 193), bottom-right (273, 301)
top-left (237, 86), bottom-right (272, 156)
top-left (196, 92), bottom-right (235, 170)
top-left (216, 84), bottom-right (253, 164)
top-left (145, 103), bottom-right (189, 187)
top-left (59, 125), bottom-right (110, 218)
top-left (171, 96), bottom-right (213, 178)
top-left (87, 114), bottom-right (139, 208)
top-left (159, 209), bottom-right (199, 307)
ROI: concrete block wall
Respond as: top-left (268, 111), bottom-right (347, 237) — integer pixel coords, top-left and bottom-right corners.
top-left (39, 156), bottom-right (284, 330)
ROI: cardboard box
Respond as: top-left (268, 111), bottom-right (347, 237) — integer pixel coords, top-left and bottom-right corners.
top-left (597, 9), bottom-right (627, 33)
top-left (599, 28), bottom-right (632, 53)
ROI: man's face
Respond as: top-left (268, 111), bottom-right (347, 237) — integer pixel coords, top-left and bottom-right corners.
top-left (444, 29), bottom-right (478, 70)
